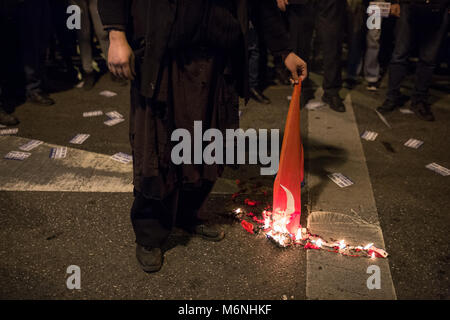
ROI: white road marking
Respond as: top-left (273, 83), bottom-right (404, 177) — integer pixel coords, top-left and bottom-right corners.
top-left (306, 87), bottom-right (397, 299)
top-left (0, 136), bottom-right (133, 192)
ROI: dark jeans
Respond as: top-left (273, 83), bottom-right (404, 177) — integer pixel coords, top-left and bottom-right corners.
top-left (387, 4), bottom-right (449, 104)
top-left (18, 0), bottom-right (51, 96)
top-left (130, 180), bottom-right (215, 247)
top-left (288, 0), bottom-right (346, 96)
top-left (248, 22), bottom-right (260, 89)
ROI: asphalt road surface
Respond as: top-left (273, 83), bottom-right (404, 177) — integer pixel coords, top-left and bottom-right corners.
top-left (0, 71), bottom-right (448, 299)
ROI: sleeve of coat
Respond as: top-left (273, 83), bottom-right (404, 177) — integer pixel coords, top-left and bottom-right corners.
top-left (98, 0), bottom-right (131, 30)
top-left (251, 0), bottom-right (292, 58)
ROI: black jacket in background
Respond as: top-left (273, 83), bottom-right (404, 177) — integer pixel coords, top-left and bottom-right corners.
top-left (98, 0), bottom-right (292, 99)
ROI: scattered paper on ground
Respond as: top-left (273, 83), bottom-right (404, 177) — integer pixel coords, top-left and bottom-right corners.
top-left (83, 110), bottom-right (103, 117)
top-left (111, 152), bottom-right (132, 164)
top-left (375, 110), bottom-right (392, 128)
top-left (361, 130), bottom-right (378, 141)
top-left (399, 108), bottom-right (414, 114)
top-left (99, 90), bottom-right (117, 98)
top-left (328, 173), bottom-right (355, 188)
top-left (69, 134), bottom-right (90, 145)
top-left (19, 140), bottom-right (43, 151)
top-left (104, 118), bottom-right (125, 127)
top-left (305, 100), bottom-right (326, 111)
top-left (404, 138), bottom-right (424, 149)
top-left (4, 151), bottom-right (31, 161)
top-left (49, 147), bottom-right (67, 159)
top-left (0, 128), bottom-right (19, 136)
top-left (426, 163), bottom-right (450, 176)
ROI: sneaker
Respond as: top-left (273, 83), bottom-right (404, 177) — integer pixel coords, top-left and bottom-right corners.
top-left (377, 99), bottom-right (400, 114)
top-left (323, 94), bottom-right (346, 113)
top-left (366, 81), bottom-right (379, 91)
top-left (411, 101), bottom-right (435, 122)
top-left (136, 244), bottom-right (163, 273)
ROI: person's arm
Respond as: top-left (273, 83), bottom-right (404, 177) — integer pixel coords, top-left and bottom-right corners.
top-left (98, 0), bottom-right (135, 80)
top-left (252, 0), bottom-right (307, 82)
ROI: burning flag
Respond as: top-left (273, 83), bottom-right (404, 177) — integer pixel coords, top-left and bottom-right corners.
top-left (271, 82), bottom-right (304, 238)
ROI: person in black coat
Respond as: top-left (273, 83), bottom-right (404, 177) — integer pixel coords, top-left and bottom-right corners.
top-left (98, 0), bottom-right (307, 273)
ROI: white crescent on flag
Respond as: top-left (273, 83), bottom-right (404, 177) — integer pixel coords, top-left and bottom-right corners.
top-left (280, 184), bottom-right (296, 216)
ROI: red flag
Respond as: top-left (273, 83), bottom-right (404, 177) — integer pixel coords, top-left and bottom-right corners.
top-left (272, 83), bottom-right (304, 235)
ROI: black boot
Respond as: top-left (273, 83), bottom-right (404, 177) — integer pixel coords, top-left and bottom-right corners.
top-left (377, 99), bottom-right (400, 114)
top-left (190, 223), bottom-right (225, 242)
top-left (411, 101), bottom-right (435, 122)
top-left (323, 94), bottom-right (346, 113)
top-left (135, 244), bottom-right (163, 273)
top-left (249, 88), bottom-right (271, 104)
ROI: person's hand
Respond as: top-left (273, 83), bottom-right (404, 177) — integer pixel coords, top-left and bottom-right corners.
top-left (108, 30), bottom-right (135, 80)
top-left (390, 4), bottom-right (400, 17)
top-left (284, 52), bottom-right (308, 83)
top-left (277, 0), bottom-right (289, 12)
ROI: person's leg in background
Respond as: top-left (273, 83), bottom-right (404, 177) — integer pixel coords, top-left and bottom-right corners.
top-left (248, 21), bottom-right (271, 104)
top-left (288, 2), bottom-right (315, 106)
top-left (316, 0), bottom-right (347, 112)
top-left (411, 7), bottom-right (449, 121)
top-left (378, 3), bottom-right (413, 114)
top-left (72, 0), bottom-right (97, 90)
top-left (0, 0), bottom-right (20, 125)
top-left (364, 27), bottom-right (381, 91)
top-left (88, 0), bottom-right (109, 60)
top-left (19, 0), bottom-right (54, 105)
top-left (345, 0), bottom-right (365, 89)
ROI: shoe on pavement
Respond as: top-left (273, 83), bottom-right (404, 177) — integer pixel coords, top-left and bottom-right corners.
top-left (323, 94), bottom-right (346, 113)
top-left (27, 91), bottom-right (55, 106)
top-left (344, 78), bottom-right (359, 89)
top-left (189, 224), bottom-right (225, 242)
top-left (83, 72), bottom-right (96, 91)
top-left (377, 99), bottom-right (400, 114)
top-left (366, 81), bottom-right (379, 92)
top-left (0, 107), bottom-right (19, 126)
top-left (136, 244), bottom-right (163, 273)
top-left (249, 88), bottom-right (271, 104)
top-left (411, 101), bottom-right (435, 122)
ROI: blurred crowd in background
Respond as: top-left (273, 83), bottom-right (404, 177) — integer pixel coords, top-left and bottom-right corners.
top-left (0, 0), bottom-right (449, 127)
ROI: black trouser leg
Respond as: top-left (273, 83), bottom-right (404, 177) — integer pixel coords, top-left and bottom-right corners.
top-left (316, 0), bottom-right (346, 97)
top-left (413, 7), bottom-right (448, 104)
top-left (19, 0), bottom-right (51, 96)
top-left (176, 180), bottom-right (215, 228)
top-left (130, 188), bottom-right (179, 248)
top-left (387, 4), bottom-right (413, 103)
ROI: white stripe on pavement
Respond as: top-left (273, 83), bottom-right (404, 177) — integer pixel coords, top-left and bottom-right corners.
top-left (0, 136), bottom-right (133, 192)
top-left (306, 87), bottom-right (397, 299)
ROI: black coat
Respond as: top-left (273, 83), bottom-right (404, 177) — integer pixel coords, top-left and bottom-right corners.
top-left (98, 0), bottom-right (292, 99)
